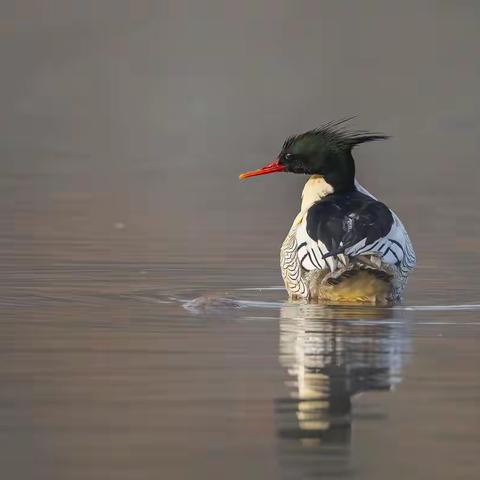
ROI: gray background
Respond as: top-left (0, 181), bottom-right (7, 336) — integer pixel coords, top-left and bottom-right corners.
top-left (3, 1), bottom-right (479, 262)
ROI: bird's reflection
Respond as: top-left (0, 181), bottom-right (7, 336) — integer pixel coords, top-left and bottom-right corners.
top-left (277, 303), bottom-right (408, 446)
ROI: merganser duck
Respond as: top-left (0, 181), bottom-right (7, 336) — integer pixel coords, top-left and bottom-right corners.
top-left (239, 120), bottom-right (415, 305)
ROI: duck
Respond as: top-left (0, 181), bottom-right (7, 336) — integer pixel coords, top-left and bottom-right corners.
top-left (239, 119), bottom-right (415, 305)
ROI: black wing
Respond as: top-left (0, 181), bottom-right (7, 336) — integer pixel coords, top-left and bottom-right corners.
top-left (306, 191), bottom-right (394, 259)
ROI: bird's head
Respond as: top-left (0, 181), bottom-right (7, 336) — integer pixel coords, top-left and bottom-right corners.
top-left (239, 119), bottom-right (389, 193)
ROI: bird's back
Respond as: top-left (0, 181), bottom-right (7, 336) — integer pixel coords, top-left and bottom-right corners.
top-left (280, 182), bottom-right (415, 304)
top-left (306, 191), bottom-right (394, 259)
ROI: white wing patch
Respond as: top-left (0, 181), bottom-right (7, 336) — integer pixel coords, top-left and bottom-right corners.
top-left (344, 212), bottom-right (415, 268)
top-left (296, 221), bottom-right (338, 272)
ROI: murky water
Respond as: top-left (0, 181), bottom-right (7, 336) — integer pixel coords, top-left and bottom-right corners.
top-left (2, 3), bottom-right (480, 479)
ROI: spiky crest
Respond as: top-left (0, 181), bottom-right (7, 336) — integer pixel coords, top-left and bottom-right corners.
top-left (282, 118), bottom-right (389, 153)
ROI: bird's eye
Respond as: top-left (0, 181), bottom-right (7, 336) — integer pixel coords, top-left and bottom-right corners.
top-left (285, 153), bottom-right (294, 160)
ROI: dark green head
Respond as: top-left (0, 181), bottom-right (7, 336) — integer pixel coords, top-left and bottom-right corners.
top-left (240, 119), bottom-right (389, 194)
top-left (278, 120), bottom-right (389, 192)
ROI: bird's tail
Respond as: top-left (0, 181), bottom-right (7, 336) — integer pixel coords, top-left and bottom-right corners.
top-left (315, 264), bottom-right (394, 305)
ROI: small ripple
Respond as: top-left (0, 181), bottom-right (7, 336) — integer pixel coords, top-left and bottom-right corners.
top-left (122, 285), bottom-right (480, 317)
top-left (394, 304), bottom-right (480, 312)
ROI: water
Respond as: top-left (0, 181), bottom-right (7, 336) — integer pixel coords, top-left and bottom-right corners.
top-left (1, 157), bottom-right (479, 480)
top-left (2, 3), bottom-right (480, 479)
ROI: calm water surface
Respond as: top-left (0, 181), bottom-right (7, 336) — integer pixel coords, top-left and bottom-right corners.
top-left (1, 159), bottom-right (479, 480)
top-left (1, 2), bottom-right (480, 479)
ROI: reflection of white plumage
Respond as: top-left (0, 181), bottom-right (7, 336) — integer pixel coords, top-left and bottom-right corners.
top-left (277, 304), bottom-right (408, 444)
top-left (240, 120), bottom-right (415, 304)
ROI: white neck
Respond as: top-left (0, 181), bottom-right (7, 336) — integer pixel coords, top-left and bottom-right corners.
top-left (300, 175), bottom-right (334, 211)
